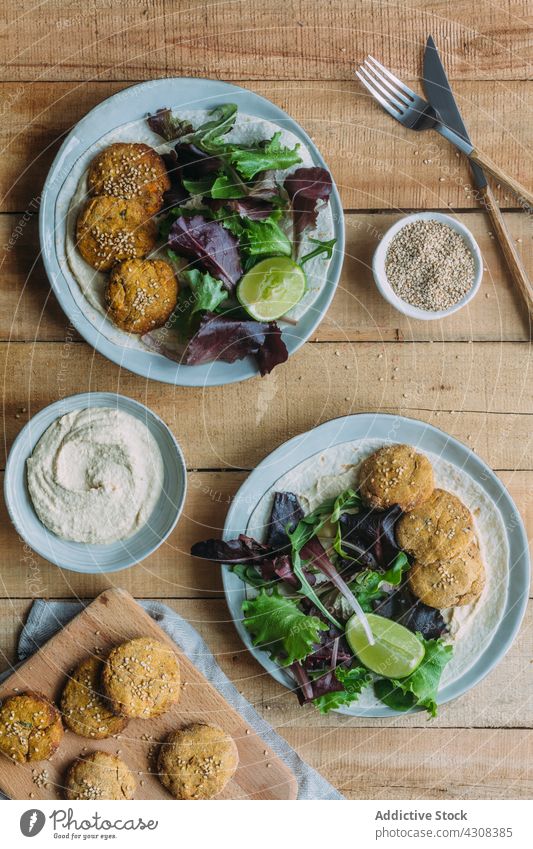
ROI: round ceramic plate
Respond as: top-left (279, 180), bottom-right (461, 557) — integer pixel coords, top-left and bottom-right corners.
top-left (4, 393), bottom-right (187, 574)
top-left (222, 413), bottom-right (530, 716)
top-left (39, 78), bottom-right (345, 386)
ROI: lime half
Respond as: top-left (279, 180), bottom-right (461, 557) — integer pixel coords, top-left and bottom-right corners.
top-left (237, 257), bottom-right (306, 321)
top-left (346, 613), bottom-right (425, 679)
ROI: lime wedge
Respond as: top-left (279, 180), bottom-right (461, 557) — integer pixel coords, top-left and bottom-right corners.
top-left (346, 613), bottom-right (425, 679)
top-left (237, 257), bottom-right (306, 321)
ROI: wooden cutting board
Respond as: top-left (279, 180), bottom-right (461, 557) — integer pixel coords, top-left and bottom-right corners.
top-left (0, 589), bottom-right (297, 800)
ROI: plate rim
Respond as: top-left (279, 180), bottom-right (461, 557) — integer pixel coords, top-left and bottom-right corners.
top-left (221, 412), bottom-right (530, 717)
top-left (39, 77), bottom-right (345, 387)
top-left (4, 391), bottom-right (188, 574)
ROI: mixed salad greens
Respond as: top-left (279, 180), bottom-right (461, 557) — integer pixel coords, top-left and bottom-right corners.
top-left (145, 104), bottom-right (336, 375)
top-left (192, 488), bottom-right (453, 716)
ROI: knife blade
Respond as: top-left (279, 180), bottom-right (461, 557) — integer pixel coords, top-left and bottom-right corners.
top-left (423, 35), bottom-right (487, 189)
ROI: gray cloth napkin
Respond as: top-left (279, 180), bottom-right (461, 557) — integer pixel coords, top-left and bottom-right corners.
top-left (1, 599), bottom-right (343, 801)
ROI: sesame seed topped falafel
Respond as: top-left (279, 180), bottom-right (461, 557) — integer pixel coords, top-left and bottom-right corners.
top-left (158, 723), bottom-right (239, 799)
top-left (359, 444), bottom-right (435, 512)
top-left (101, 638), bottom-right (181, 719)
top-left (88, 142), bottom-right (170, 217)
top-left (396, 488), bottom-right (475, 565)
top-left (408, 540), bottom-right (485, 608)
top-left (105, 258), bottom-right (178, 335)
top-left (60, 656), bottom-right (128, 740)
top-left (76, 196), bottom-right (157, 271)
top-left (65, 751), bottom-right (136, 800)
top-left (0, 691), bottom-right (63, 763)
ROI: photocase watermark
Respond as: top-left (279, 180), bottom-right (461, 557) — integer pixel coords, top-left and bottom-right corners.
top-left (20, 809), bottom-right (46, 837)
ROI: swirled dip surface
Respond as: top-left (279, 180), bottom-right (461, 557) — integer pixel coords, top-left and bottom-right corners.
top-left (26, 407), bottom-right (164, 544)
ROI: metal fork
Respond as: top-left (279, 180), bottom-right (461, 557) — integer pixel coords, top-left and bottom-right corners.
top-left (356, 56), bottom-right (533, 207)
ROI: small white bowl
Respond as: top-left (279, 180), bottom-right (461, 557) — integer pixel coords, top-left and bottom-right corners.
top-left (4, 393), bottom-right (187, 574)
top-left (372, 212), bottom-right (483, 320)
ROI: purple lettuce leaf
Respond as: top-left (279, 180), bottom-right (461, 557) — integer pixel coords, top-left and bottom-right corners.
top-left (339, 504), bottom-right (402, 568)
top-left (168, 215), bottom-right (242, 291)
top-left (184, 312), bottom-right (288, 376)
top-left (374, 586), bottom-right (447, 640)
top-left (266, 492), bottom-right (305, 551)
top-left (284, 166), bottom-right (332, 248)
top-left (191, 533), bottom-right (270, 564)
top-left (147, 108), bottom-right (194, 141)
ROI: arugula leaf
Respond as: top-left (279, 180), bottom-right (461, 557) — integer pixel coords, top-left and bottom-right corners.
top-left (312, 666), bottom-right (372, 714)
top-left (227, 133), bottom-right (302, 181)
top-left (381, 551), bottom-right (410, 586)
top-left (182, 176), bottom-right (217, 197)
top-left (242, 590), bottom-right (328, 666)
top-left (300, 237), bottom-right (337, 266)
top-left (374, 636), bottom-right (453, 717)
top-left (232, 565), bottom-right (276, 590)
top-left (188, 104), bottom-right (238, 151)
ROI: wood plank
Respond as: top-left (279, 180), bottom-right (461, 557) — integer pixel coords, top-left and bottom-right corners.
top-left (1, 1), bottom-right (532, 83)
top-left (1, 341), bottom-right (532, 471)
top-left (2, 211), bottom-right (532, 344)
top-left (0, 599), bottom-right (531, 731)
top-left (1, 80), bottom-right (532, 212)
top-left (0, 468), bottom-right (530, 600)
top-left (0, 589), bottom-right (297, 800)
top-left (283, 728), bottom-right (533, 799)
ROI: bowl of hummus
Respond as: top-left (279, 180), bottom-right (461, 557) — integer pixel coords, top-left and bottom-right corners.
top-left (4, 393), bottom-right (187, 573)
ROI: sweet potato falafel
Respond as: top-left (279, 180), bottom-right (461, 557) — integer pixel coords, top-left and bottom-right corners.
top-left (408, 540), bottom-right (485, 608)
top-left (76, 196), bottom-right (157, 271)
top-left (65, 751), bottom-right (136, 800)
top-left (0, 691), bottom-right (63, 763)
top-left (88, 142), bottom-right (170, 216)
top-left (157, 723), bottom-right (239, 799)
top-left (359, 444), bottom-right (435, 511)
top-left (61, 656), bottom-right (128, 739)
top-left (105, 258), bottom-right (178, 334)
top-left (396, 488), bottom-right (475, 564)
top-left (102, 637), bottom-right (181, 719)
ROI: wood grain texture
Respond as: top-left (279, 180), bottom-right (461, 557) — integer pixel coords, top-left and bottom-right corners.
top-left (2, 341), bottom-right (532, 471)
top-left (2, 211), bottom-right (533, 343)
top-left (1, 0), bottom-right (532, 83)
top-left (0, 598), bottom-right (531, 732)
top-left (0, 469), bottom-right (531, 601)
top-left (0, 589), bottom-right (297, 800)
top-left (0, 80), bottom-right (532, 212)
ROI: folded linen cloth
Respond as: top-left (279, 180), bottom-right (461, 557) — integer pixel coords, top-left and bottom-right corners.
top-left (0, 598), bottom-right (343, 800)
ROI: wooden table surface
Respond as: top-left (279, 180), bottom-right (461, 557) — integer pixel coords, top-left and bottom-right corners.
top-left (1, 0), bottom-right (532, 799)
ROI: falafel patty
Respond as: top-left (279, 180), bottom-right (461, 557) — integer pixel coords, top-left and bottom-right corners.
top-left (65, 751), bottom-right (136, 800)
top-left (408, 540), bottom-right (485, 608)
top-left (0, 691), bottom-right (63, 763)
top-left (88, 143), bottom-right (170, 216)
top-left (61, 656), bottom-right (128, 739)
top-left (105, 258), bottom-right (178, 334)
top-left (76, 196), bottom-right (157, 271)
top-left (396, 488), bottom-right (475, 564)
top-left (359, 444), bottom-right (435, 511)
top-left (158, 723), bottom-right (239, 799)
top-left (102, 637), bottom-right (181, 719)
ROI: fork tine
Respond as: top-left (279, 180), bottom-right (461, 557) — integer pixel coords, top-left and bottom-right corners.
top-left (366, 55), bottom-right (417, 101)
top-left (355, 69), bottom-right (403, 118)
top-left (362, 59), bottom-right (412, 107)
top-left (359, 63), bottom-right (408, 112)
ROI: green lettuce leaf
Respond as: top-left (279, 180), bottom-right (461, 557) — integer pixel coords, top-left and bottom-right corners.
top-left (238, 218), bottom-right (292, 261)
top-left (171, 268), bottom-right (228, 340)
top-left (242, 590), bottom-right (328, 666)
top-left (227, 132), bottom-right (302, 181)
top-left (312, 666), bottom-right (372, 714)
top-left (374, 636), bottom-right (453, 717)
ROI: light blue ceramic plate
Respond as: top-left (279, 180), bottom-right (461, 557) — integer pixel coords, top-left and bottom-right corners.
top-left (222, 414), bottom-right (530, 716)
top-left (4, 393), bottom-right (187, 574)
top-left (39, 78), bottom-right (345, 387)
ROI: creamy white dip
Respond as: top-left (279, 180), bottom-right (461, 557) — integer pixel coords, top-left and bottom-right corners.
top-left (27, 407), bottom-right (164, 544)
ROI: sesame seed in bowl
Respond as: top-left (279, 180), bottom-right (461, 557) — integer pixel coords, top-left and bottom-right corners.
top-left (372, 212), bottom-right (483, 320)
